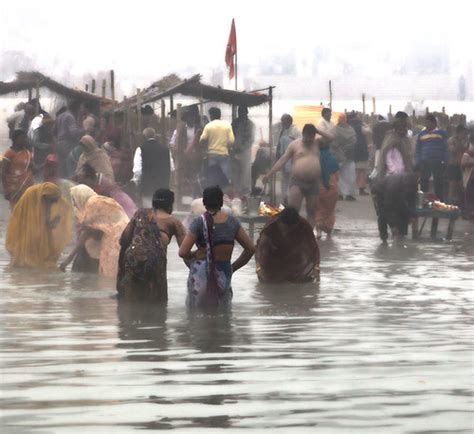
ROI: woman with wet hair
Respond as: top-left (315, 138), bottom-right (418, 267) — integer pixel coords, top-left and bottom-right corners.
top-left (179, 186), bottom-right (255, 309)
top-left (117, 189), bottom-right (186, 301)
top-left (255, 207), bottom-right (320, 283)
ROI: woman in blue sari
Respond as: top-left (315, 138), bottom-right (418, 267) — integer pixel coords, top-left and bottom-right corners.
top-left (179, 186), bottom-right (255, 309)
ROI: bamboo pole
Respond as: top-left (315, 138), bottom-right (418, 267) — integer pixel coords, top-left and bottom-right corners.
top-left (28, 88), bottom-right (32, 102)
top-left (329, 80), bottom-right (332, 109)
top-left (160, 99), bottom-right (166, 139)
top-left (176, 104), bottom-right (183, 209)
top-left (102, 79), bottom-right (106, 98)
top-left (91, 80), bottom-right (96, 94)
top-left (372, 97), bottom-right (376, 114)
top-left (136, 88), bottom-right (142, 135)
top-left (35, 79), bottom-right (40, 115)
top-left (110, 70), bottom-right (116, 127)
top-left (85, 84), bottom-right (89, 92)
top-left (268, 86), bottom-right (275, 204)
top-left (362, 93), bottom-right (366, 115)
top-left (170, 95), bottom-right (174, 113)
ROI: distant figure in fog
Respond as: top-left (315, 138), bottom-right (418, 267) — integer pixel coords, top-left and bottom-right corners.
top-left (231, 106), bottom-right (255, 198)
top-left (54, 100), bottom-right (85, 178)
top-left (2, 129), bottom-right (34, 208)
top-left (117, 189), bottom-right (186, 301)
top-left (332, 114), bottom-right (357, 201)
top-left (316, 107), bottom-right (335, 139)
top-left (315, 140), bottom-right (339, 239)
top-left (347, 111), bottom-right (371, 196)
top-left (273, 114), bottom-right (301, 200)
top-left (416, 114), bottom-right (448, 200)
top-left (75, 135), bottom-right (115, 181)
top-left (133, 127), bottom-right (171, 207)
top-left (6, 182), bottom-right (72, 268)
top-left (447, 125), bottom-right (468, 205)
top-left (179, 186), bottom-right (255, 309)
top-left (461, 136), bottom-right (474, 220)
top-left (199, 107), bottom-right (235, 190)
top-left (255, 208), bottom-right (320, 283)
top-left (374, 120), bottom-right (416, 242)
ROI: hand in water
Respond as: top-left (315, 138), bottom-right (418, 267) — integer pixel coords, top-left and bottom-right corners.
top-left (59, 262), bottom-right (67, 272)
top-left (262, 174), bottom-right (270, 185)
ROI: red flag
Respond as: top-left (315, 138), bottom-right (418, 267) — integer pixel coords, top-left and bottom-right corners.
top-left (225, 19), bottom-right (237, 80)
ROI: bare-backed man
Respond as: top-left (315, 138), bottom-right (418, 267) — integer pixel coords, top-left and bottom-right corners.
top-left (263, 123), bottom-right (330, 228)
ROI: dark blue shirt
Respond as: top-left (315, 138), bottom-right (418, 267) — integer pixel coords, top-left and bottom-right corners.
top-left (415, 128), bottom-right (448, 164)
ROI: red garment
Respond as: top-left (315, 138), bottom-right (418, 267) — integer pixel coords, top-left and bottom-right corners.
top-left (316, 173), bottom-right (339, 233)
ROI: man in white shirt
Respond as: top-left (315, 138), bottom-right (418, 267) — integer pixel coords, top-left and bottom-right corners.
top-left (316, 108), bottom-right (335, 139)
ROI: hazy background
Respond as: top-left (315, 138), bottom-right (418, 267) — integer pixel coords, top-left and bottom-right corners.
top-left (1, 0), bottom-right (473, 110)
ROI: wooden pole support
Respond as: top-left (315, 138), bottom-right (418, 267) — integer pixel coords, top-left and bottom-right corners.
top-left (329, 80), bottom-right (333, 109)
top-left (102, 79), bottom-right (106, 98)
top-left (362, 93), bottom-right (366, 115)
top-left (91, 79), bottom-right (96, 94)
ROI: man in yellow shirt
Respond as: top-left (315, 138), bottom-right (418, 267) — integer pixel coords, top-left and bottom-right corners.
top-left (199, 107), bottom-right (235, 190)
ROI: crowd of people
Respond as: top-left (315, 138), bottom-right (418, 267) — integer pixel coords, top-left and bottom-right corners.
top-left (2, 98), bottom-right (473, 308)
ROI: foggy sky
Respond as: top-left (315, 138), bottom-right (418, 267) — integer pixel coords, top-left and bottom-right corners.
top-left (1, 0), bottom-right (472, 81)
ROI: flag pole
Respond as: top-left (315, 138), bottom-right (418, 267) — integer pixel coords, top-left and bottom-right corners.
top-left (234, 44), bottom-right (238, 91)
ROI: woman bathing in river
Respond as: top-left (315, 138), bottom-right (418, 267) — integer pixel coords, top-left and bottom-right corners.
top-left (179, 186), bottom-right (255, 309)
top-left (116, 189), bottom-right (186, 301)
top-left (6, 182), bottom-right (72, 268)
top-left (61, 185), bottom-right (129, 277)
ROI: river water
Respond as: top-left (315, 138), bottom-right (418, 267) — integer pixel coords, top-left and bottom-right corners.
top-left (0, 199), bottom-right (473, 433)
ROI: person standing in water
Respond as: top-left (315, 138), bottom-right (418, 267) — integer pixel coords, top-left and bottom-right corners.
top-left (6, 182), bottom-right (72, 268)
top-left (117, 189), bottom-right (187, 302)
top-left (179, 186), bottom-right (255, 309)
top-left (263, 124), bottom-right (330, 228)
top-left (2, 129), bottom-right (34, 208)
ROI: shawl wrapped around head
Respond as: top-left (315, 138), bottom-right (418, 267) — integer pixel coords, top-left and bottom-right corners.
top-left (6, 182), bottom-right (72, 268)
top-left (71, 184), bottom-right (129, 276)
top-left (76, 135), bottom-right (115, 181)
top-left (256, 215), bottom-right (320, 283)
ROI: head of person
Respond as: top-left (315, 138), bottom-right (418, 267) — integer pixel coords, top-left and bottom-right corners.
top-left (455, 124), bottom-right (468, 140)
top-left (143, 127), bottom-right (156, 141)
top-left (14, 102), bottom-right (26, 112)
top-left (302, 123), bottom-right (317, 146)
top-left (208, 107), bottom-right (221, 121)
top-left (321, 107), bottom-right (332, 122)
top-left (395, 111), bottom-right (409, 121)
top-left (70, 184), bottom-right (98, 221)
top-left (202, 186), bottom-right (224, 212)
top-left (68, 100), bottom-right (82, 116)
top-left (24, 103), bottom-right (35, 119)
top-left (281, 114), bottom-right (293, 130)
top-left (425, 114), bottom-right (437, 131)
top-left (11, 129), bottom-right (27, 149)
top-left (337, 113), bottom-right (348, 126)
top-left (377, 115), bottom-right (386, 121)
top-left (278, 207), bottom-right (300, 226)
top-left (152, 189), bottom-right (175, 214)
top-left (141, 105), bottom-right (154, 116)
top-left (75, 163), bottom-right (98, 187)
top-left (41, 182), bottom-right (61, 205)
top-left (393, 119), bottom-right (408, 138)
top-left (79, 135), bottom-right (98, 153)
top-left (238, 106), bottom-right (249, 119)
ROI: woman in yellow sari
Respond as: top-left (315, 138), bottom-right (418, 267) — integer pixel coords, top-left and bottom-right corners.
top-left (6, 182), bottom-right (72, 268)
top-left (66, 184), bottom-right (129, 277)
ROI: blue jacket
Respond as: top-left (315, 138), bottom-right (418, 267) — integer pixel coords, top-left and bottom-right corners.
top-left (415, 128), bottom-right (448, 164)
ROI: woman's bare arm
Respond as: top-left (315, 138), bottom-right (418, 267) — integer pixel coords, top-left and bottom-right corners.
top-left (232, 226), bottom-right (255, 273)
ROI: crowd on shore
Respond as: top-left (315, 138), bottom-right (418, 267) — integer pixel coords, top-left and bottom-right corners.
top-left (2, 98), bottom-right (473, 307)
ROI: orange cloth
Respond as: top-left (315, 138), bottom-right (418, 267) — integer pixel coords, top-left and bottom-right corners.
top-left (6, 182), bottom-right (72, 268)
top-left (2, 148), bottom-right (33, 206)
top-left (71, 185), bottom-right (129, 277)
top-left (316, 173), bottom-right (339, 233)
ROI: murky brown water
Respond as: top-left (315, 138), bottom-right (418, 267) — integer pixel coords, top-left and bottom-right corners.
top-left (1, 203), bottom-right (473, 433)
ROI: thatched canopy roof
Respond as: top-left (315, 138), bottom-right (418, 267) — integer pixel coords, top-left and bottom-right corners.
top-left (120, 74), bottom-right (270, 109)
top-left (0, 71), bottom-right (111, 103)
